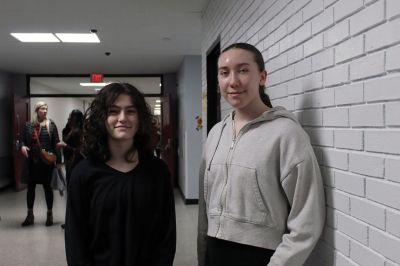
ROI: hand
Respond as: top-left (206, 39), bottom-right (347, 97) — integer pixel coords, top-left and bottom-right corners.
top-left (56, 142), bottom-right (67, 149)
top-left (21, 146), bottom-right (30, 158)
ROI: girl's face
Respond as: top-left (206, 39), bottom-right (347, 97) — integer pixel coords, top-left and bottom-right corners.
top-left (105, 94), bottom-right (139, 144)
top-left (217, 48), bottom-right (266, 111)
top-left (37, 105), bottom-right (48, 121)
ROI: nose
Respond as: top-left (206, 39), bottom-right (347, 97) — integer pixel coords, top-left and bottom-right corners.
top-left (228, 72), bottom-right (239, 88)
top-left (118, 110), bottom-right (127, 122)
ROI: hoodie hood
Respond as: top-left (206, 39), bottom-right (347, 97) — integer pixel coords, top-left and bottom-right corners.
top-left (221, 106), bottom-right (299, 126)
top-left (206, 106), bottom-right (298, 171)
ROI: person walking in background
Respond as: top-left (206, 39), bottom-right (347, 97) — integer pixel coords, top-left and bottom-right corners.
top-left (197, 43), bottom-right (325, 266)
top-left (56, 109), bottom-right (84, 230)
top-left (65, 83), bottom-right (176, 266)
top-left (57, 109), bottom-right (84, 185)
top-left (20, 101), bottom-right (61, 227)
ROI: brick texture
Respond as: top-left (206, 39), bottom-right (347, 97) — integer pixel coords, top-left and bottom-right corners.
top-left (202, 0), bottom-right (400, 264)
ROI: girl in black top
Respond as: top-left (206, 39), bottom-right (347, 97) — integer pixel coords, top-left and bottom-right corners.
top-left (58, 109), bottom-right (84, 185)
top-left (65, 83), bottom-right (176, 266)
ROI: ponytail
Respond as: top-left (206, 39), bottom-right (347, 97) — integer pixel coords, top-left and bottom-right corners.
top-left (259, 86), bottom-right (272, 108)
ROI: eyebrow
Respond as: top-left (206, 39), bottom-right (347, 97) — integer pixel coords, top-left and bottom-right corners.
top-left (218, 63), bottom-right (250, 70)
top-left (109, 104), bottom-right (136, 109)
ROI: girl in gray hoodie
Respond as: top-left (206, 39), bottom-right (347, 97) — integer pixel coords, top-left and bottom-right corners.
top-left (198, 43), bottom-right (325, 266)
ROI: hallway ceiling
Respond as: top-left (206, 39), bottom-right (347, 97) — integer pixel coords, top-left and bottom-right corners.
top-left (0, 0), bottom-right (209, 75)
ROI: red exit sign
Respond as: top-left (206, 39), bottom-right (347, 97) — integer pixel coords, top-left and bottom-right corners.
top-left (91, 73), bottom-right (103, 83)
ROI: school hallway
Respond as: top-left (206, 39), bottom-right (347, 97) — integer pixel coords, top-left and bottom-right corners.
top-left (0, 187), bottom-right (198, 266)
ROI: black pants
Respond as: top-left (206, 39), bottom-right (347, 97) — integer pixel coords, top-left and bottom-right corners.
top-left (26, 182), bottom-right (53, 210)
top-left (205, 236), bottom-right (274, 266)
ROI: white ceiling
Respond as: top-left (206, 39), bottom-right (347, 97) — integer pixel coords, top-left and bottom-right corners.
top-left (0, 0), bottom-right (209, 75)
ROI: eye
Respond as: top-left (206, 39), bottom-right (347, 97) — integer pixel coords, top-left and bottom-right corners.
top-left (127, 108), bottom-right (137, 114)
top-left (108, 108), bottom-right (119, 115)
top-left (238, 68), bottom-right (249, 74)
top-left (219, 70), bottom-right (229, 77)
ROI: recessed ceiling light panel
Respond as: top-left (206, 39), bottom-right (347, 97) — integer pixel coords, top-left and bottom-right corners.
top-left (80, 82), bottom-right (109, 87)
top-left (10, 33), bottom-right (60, 43)
top-left (55, 33), bottom-right (100, 43)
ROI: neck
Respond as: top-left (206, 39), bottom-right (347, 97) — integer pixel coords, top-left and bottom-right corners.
top-left (107, 138), bottom-right (134, 162)
top-left (234, 100), bottom-right (270, 122)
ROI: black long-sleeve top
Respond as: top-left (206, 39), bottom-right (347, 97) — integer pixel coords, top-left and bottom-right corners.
top-left (65, 155), bottom-right (176, 266)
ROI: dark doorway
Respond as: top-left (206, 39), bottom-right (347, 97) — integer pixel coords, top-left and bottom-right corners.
top-left (206, 41), bottom-right (221, 134)
top-left (12, 94), bottom-right (30, 191)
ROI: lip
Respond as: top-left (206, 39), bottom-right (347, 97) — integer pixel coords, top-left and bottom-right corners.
top-left (114, 125), bottom-right (131, 129)
top-left (227, 91), bottom-right (243, 97)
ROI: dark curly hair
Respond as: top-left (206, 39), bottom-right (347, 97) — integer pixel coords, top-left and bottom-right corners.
top-left (82, 83), bottom-right (154, 162)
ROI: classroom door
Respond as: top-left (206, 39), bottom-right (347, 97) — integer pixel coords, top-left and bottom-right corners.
top-left (12, 95), bottom-right (30, 191)
top-left (160, 94), bottom-right (176, 186)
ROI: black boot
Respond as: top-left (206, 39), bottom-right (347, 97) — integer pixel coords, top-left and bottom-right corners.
top-left (45, 210), bottom-right (53, 226)
top-left (21, 210), bottom-right (34, 226)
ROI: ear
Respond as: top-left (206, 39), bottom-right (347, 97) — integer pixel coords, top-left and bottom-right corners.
top-left (259, 70), bottom-right (267, 86)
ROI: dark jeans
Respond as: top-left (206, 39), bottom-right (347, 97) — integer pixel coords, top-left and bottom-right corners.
top-left (205, 236), bottom-right (274, 266)
top-left (26, 182), bottom-right (53, 210)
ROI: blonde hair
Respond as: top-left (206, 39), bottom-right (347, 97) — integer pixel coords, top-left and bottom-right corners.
top-left (32, 101), bottom-right (50, 132)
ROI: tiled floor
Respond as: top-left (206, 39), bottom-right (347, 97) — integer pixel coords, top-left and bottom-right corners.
top-left (0, 187), bottom-right (198, 266)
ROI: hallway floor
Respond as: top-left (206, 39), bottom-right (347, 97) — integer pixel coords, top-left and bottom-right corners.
top-left (0, 187), bottom-right (198, 266)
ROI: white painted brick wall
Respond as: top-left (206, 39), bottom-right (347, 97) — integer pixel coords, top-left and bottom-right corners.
top-left (311, 6), bottom-right (334, 34)
top-left (202, 0), bottom-right (400, 264)
top-left (333, 0), bottom-right (363, 22)
top-left (349, 52), bottom-right (385, 81)
top-left (369, 228), bottom-right (400, 263)
top-left (349, 0), bottom-right (385, 35)
top-left (386, 45), bottom-right (400, 71)
top-left (323, 149), bottom-right (349, 170)
top-left (349, 104), bottom-right (384, 127)
top-left (387, 0), bottom-right (400, 19)
top-left (336, 252), bottom-right (360, 266)
top-left (335, 82), bottom-right (364, 106)
top-left (387, 209), bottom-right (400, 238)
top-left (337, 212), bottom-right (368, 245)
top-left (349, 152), bottom-right (384, 178)
top-left (365, 131), bottom-right (400, 154)
top-left (304, 33), bottom-right (324, 57)
top-left (350, 240), bottom-right (386, 266)
top-left (324, 19), bottom-right (349, 47)
top-left (386, 102), bottom-right (400, 126)
top-left (386, 158), bottom-right (400, 183)
top-left (364, 75), bottom-right (400, 102)
top-left (335, 35), bottom-right (364, 63)
top-left (323, 227), bottom-right (350, 256)
top-left (350, 196), bottom-right (385, 229)
top-left (323, 63), bottom-right (349, 87)
top-left (334, 130), bottom-right (363, 150)
top-left (325, 187), bottom-right (350, 213)
top-left (366, 179), bottom-right (400, 210)
top-left (323, 107), bottom-right (349, 127)
top-left (335, 170), bottom-right (364, 196)
top-left (303, 0), bottom-right (324, 22)
top-left (365, 19), bottom-right (400, 53)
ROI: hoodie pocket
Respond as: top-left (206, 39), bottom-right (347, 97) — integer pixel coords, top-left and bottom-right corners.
top-left (225, 164), bottom-right (272, 225)
top-left (205, 163), bottom-right (226, 216)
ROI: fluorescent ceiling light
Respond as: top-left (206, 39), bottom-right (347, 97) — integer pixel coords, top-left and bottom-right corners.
top-left (155, 99), bottom-right (161, 103)
top-left (10, 33), bottom-right (60, 43)
top-left (155, 104), bottom-right (161, 107)
top-left (80, 82), bottom-right (109, 87)
top-left (154, 110), bottom-right (161, 115)
top-left (55, 33), bottom-right (100, 43)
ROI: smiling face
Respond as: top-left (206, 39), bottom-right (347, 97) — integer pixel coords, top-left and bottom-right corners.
top-left (217, 48), bottom-right (266, 111)
top-left (105, 94), bottom-right (139, 145)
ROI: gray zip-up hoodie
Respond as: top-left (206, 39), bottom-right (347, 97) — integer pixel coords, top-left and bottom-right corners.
top-left (197, 106), bottom-right (325, 266)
